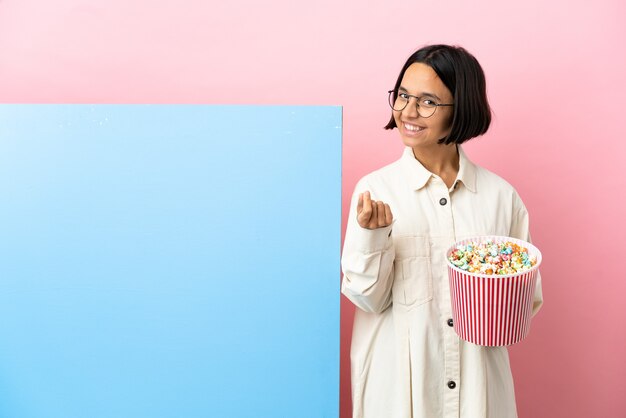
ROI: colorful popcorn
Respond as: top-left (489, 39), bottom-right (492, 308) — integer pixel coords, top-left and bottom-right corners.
top-left (448, 239), bottom-right (537, 275)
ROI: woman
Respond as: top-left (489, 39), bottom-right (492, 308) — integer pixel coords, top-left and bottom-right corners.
top-left (341, 44), bottom-right (543, 418)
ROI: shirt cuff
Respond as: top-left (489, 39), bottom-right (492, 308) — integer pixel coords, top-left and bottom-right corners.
top-left (350, 221), bottom-right (394, 253)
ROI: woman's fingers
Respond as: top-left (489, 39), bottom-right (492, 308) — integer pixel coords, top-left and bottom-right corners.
top-left (384, 203), bottom-right (393, 226)
top-left (357, 192), bottom-right (372, 228)
top-left (371, 198), bottom-right (378, 224)
top-left (356, 191), bottom-right (393, 229)
top-left (357, 192), bottom-right (363, 214)
top-left (377, 201), bottom-right (385, 226)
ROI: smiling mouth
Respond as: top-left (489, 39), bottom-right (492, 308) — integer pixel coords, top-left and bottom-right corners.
top-left (403, 122), bottom-right (425, 132)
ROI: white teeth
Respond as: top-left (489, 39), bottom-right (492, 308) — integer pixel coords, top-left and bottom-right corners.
top-left (404, 123), bottom-right (423, 132)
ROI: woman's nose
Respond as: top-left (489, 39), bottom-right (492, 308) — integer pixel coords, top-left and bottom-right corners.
top-left (403, 97), bottom-right (419, 118)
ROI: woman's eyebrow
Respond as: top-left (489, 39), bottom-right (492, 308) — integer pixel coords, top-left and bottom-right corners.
top-left (423, 93), bottom-right (441, 101)
top-left (398, 86), bottom-right (441, 101)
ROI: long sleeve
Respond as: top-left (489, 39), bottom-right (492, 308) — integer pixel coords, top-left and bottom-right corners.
top-left (341, 179), bottom-right (396, 314)
top-left (510, 192), bottom-right (544, 317)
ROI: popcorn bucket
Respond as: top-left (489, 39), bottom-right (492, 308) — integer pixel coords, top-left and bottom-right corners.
top-left (446, 236), bottom-right (542, 346)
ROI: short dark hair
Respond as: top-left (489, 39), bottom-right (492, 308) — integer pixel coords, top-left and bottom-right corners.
top-left (384, 44), bottom-right (491, 145)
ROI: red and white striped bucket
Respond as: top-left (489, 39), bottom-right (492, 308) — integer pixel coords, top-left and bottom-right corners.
top-left (447, 236), bottom-right (542, 346)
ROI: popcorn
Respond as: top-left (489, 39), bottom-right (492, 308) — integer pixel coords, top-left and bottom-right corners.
top-left (448, 239), bottom-right (537, 275)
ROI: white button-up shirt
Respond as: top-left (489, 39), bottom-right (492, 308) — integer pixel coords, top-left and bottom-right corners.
top-left (341, 146), bottom-right (543, 418)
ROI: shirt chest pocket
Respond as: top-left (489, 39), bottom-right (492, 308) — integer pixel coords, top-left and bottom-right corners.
top-left (392, 236), bottom-right (433, 308)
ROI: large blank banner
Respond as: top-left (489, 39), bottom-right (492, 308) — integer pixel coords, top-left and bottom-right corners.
top-left (0, 105), bottom-right (341, 418)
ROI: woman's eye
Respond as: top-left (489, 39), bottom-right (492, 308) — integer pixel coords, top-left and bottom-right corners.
top-left (422, 99), bottom-right (436, 106)
top-left (399, 93), bottom-right (409, 99)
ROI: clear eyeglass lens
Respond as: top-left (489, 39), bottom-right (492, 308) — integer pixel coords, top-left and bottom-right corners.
top-left (389, 93), bottom-right (437, 117)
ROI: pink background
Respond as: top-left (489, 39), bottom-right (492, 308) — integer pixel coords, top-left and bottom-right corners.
top-left (1, 1), bottom-right (625, 417)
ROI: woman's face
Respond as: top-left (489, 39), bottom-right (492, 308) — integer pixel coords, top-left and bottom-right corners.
top-left (393, 62), bottom-right (454, 149)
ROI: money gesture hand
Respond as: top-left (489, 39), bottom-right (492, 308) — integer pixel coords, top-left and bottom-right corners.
top-left (356, 191), bottom-right (393, 229)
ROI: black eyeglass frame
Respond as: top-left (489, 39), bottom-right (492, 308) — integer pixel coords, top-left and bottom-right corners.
top-left (387, 90), bottom-right (454, 118)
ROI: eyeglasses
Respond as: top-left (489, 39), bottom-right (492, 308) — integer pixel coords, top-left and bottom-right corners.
top-left (388, 90), bottom-right (454, 118)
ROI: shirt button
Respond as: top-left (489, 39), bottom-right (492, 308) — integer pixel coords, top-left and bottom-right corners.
top-left (439, 198), bottom-right (447, 206)
top-left (447, 380), bottom-right (456, 389)
top-left (447, 318), bottom-right (453, 327)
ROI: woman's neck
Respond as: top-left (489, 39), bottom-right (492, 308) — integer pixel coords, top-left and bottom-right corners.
top-left (412, 144), bottom-right (459, 188)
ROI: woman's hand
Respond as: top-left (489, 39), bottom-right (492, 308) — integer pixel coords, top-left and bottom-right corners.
top-left (357, 191), bottom-right (393, 229)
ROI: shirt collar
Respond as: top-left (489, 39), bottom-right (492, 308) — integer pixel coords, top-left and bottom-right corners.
top-left (400, 147), bottom-right (432, 190)
top-left (400, 145), bottom-right (477, 193)
top-left (456, 146), bottom-right (477, 193)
